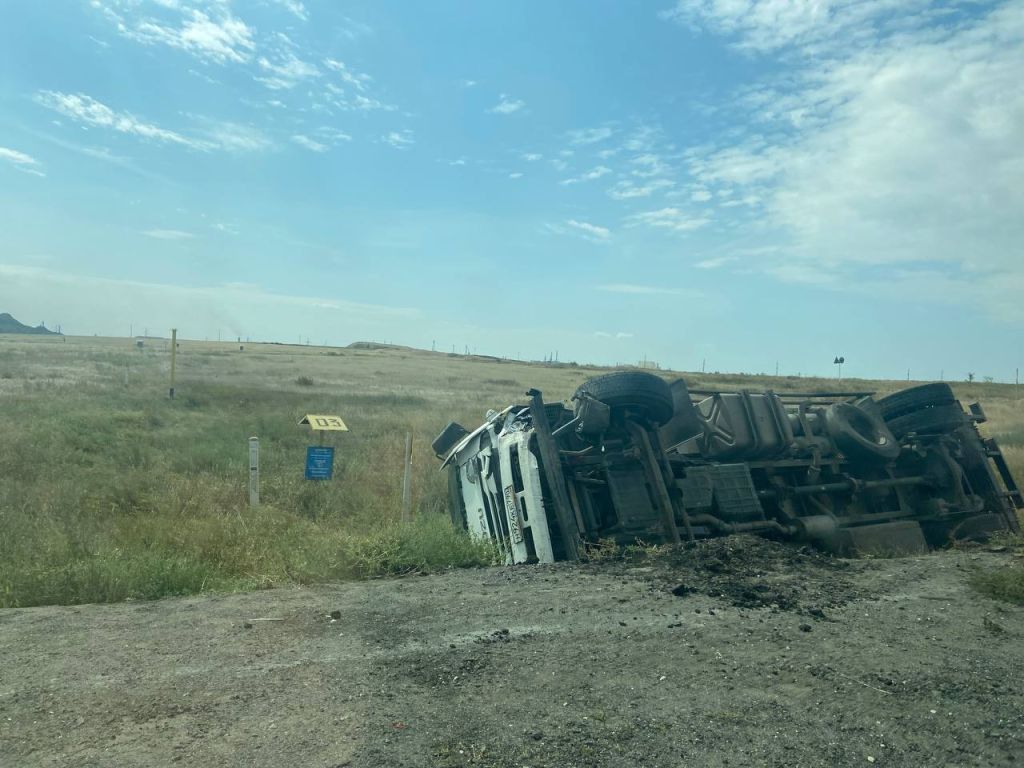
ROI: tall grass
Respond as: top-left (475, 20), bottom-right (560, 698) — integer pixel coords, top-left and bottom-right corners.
top-left (2, 335), bottom-right (1022, 607)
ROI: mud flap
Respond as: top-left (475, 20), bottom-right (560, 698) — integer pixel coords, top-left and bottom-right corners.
top-left (832, 521), bottom-right (929, 556)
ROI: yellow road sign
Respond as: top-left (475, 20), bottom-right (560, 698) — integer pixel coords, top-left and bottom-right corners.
top-left (299, 414), bottom-right (349, 432)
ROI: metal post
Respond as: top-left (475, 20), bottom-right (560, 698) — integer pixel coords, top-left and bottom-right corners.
top-left (527, 389), bottom-right (582, 560)
top-left (169, 328), bottom-right (177, 399)
top-left (248, 437), bottom-right (260, 508)
top-left (628, 423), bottom-right (682, 545)
top-left (401, 432), bottom-right (413, 523)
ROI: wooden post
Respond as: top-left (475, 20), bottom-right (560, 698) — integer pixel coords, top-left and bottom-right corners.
top-left (169, 328), bottom-right (177, 399)
top-left (401, 432), bottom-right (413, 522)
top-left (248, 436), bottom-right (260, 508)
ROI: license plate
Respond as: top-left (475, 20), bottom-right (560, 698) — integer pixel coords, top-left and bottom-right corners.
top-left (503, 485), bottom-right (523, 543)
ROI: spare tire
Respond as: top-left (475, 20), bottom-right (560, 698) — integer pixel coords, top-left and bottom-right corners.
top-left (573, 372), bottom-right (674, 426)
top-left (886, 403), bottom-right (965, 439)
top-left (432, 421), bottom-right (468, 458)
top-left (877, 383), bottom-right (955, 421)
top-left (824, 403), bottom-right (901, 461)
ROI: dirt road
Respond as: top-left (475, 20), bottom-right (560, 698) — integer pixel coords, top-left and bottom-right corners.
top-left (1, 538), bottom-right (1021, 767)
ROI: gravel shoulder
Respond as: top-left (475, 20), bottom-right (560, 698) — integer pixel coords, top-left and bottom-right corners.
top-left (1, 538), bottom-right (1022, 768)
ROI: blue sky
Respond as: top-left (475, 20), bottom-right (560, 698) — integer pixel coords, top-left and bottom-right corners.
top-left (1, 1), bottom-right (1022, 380)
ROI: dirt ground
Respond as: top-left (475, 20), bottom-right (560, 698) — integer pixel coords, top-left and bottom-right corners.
top-left (1, 538), bottom-right (1022, 768)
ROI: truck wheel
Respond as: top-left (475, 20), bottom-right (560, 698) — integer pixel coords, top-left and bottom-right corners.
top-left (877, 383), bottom-right (955, 420)
top-left (824, 403), bottom-right (901, 461)
top-left (573, 372), bottom-right (674, 426)
top-left (886, 403), bottom-right (965, 439)
top-left (432, 421), bottom-right (468, 458)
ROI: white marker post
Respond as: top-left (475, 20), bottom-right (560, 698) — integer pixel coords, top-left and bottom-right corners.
top-left (401, 432), bottom-right (413, 523)
top-left (248, 436), bottom-right (260, 508)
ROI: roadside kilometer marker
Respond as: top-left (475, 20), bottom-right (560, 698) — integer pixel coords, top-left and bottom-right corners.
top-left (298, 414), bottom-right (349, 481)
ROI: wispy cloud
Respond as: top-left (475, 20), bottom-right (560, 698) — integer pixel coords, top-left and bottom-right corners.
top-left (564, 219), bottom-right (611, 243)
top-left (667, 0), bottom-right (1024, 320)
top-left (595, 331), bottom-right (634, 339)
top-left (257, 52), bottom-right (319, 89)
top-left (0, 146), bottom-right (45, 177)
top-left (142, 229), bottom-right (195, 241)
top-left (324, 59), bottom-right (372, 92)
top-left (291, 134), bottom-right (327, 152)
top-left (508, 172), bottom-right (524, 179)
top-left (627, 207), bottom-right (710, 233)
top-left (521, 152), bottom-right (542, 162)
top-left (122, 9), bottom-right (256, 64)
top-left (382, 130), bottom-right (414, 149)
top-left (567, 126), bottom-right (614, 145)
top-left (607, 179), bottom-right (673, 200)
top-left (489, 94), bottom-right (525, 114)
top-left (560, 165), bottom-right (612, 185)
top-left (596, 284), bottom-right (683, 295)
top-left (36, 91), bottom-right (199, 148)
top-left (275, 0), bottom-right (308, 21)
top-left (694, 256), bottom-right (736, 269)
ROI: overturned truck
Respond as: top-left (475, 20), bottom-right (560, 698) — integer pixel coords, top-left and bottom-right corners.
top-left (433, 373), bottom-right (1022, 561)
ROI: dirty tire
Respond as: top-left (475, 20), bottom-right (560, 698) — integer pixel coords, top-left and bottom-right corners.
top-left (574, 372), bottom-right (674, 425)
top-left (887, 403), bottom-right (965, 439)
top-left (877, 383), bottom-right (955, 421)
top-left (432, 421), bottom-right (468, 457)
top-left (824, 403), bottom-right (901, 461)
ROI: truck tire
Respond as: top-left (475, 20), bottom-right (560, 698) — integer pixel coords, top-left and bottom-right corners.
top-left (877, 383), bottom-right (955, 421)
top-left (574, 372), bottom-right (674, 426)
top-left (432, 421), bottom-right (468, 458)
top-left (886, 403), bottom-right (965, 439)
top-left (824, 403), bottom-right (901, 461)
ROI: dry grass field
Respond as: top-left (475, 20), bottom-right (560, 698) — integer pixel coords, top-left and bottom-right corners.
top-left (2, 334), bottom-right (1022, 608)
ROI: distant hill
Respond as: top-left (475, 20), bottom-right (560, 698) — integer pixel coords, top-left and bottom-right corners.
top-left (0, 313), bottom-right (59, 335)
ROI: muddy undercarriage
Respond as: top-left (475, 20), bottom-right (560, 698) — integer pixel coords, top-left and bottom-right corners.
top-left (434, 373), bottom-right (1022, 562)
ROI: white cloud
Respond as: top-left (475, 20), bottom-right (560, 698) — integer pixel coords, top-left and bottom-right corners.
top-left (0, 147), bottom-right (44, 176)
top-left (257, 52), bottom-right (319, 89)
top-left (595, 331), bottom-right (634, 339)
top-left (508, 172), bottom-right (524, 179)
top-left (382, 130), bottom-right (414, 149)
top-left (127, 9), bottom-right (256, 64)
top-left (673, 0), bottom-right (1024, 319)
top-left (631, 153), bottom-right (671, 178)
top-left (567, 126), bottom-right (615, 145)
top-left (142, 229), bottom-right (194, 240)
top-left (36, 91), bottom-right (199, 148)
top-left (662, 0), bottom-right (945, 56)
top-left (275, 0), bottom-right (308, 21)
top-left (291, 134), bottom-right (327, 152)
top-left (607, 179), bottom-right (672, 200)
top-left (564, 219), bottom-right (611, 243)
top-left (560, 165), bottom-right (612, 185)
top-left (323, 62), bottom-right (394, 112)
top-left (627, 207), bottom-right (710, 232)
top-left (595, 284), bottom-right (683, 296)
top-left (187, 118), bottom-right (272, 153)
top-left (462, 79), bottom-right (478, 88)
top-left (489, 94), bottom-right (525, 114)
top-left (694, 256), bottom-right (736, 269)
top-left (521, 152), bottom-right (543, 162)
top-left (38, 92), bottom-right (273, 153)
top-left (324, 59), bottom-right (372, 92)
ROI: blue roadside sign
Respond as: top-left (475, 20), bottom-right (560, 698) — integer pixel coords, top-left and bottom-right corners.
top-left (305, 446), bottom-right (335, 480)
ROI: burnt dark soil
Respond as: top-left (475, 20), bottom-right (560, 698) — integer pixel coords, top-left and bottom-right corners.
top-left (2, 540), bottom-right (1022, 768)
